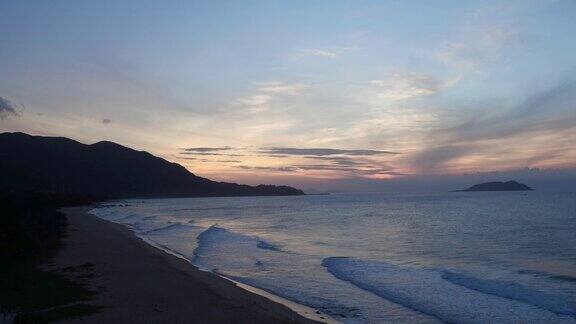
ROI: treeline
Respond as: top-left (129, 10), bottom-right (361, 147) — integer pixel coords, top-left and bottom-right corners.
top-left (0, 192), bottom-right (97, 264)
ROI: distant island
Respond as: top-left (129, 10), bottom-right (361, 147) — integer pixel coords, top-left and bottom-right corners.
top-left (455, 180), bottom-right (534, 192)
top-left (0, 132), bottom-right (304, 198)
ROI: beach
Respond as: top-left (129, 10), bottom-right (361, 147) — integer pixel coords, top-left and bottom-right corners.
top-left (52, 207), bottom-right (319, 324)
top-left (85, 194), bottom-right (576, 323)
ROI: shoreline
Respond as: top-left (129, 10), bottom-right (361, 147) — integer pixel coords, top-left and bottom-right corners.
top-left (135, 230), bottom-right (336, 323)
top-left (54, 206), bottom-right (324, 323)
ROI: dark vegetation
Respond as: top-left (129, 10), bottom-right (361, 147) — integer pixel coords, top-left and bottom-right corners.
top-left (0, 192), bottom-right (102, 323)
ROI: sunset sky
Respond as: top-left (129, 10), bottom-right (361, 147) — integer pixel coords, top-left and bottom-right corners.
top-left (1, 0), bottom-right (575, 190)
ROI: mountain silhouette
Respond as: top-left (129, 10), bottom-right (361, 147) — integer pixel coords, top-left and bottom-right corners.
top-left (0, 132), bottom-right (304, 198)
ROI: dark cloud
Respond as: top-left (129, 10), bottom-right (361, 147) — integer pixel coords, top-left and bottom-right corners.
top-left (179, 145), bottom-right (402, 176)
top-left (294, 164), bottom-right (400, 176)
top-left (260, 147), bottom-right (399, 156)
top-left (183, 146), bottom-right (233, 153)
top-left (439, 79), bottom-right (576, 142)
top-left (233, 162), bottom-right (402, 177)
top-left (356, 169), bottom-right (408, 176)
top-left (412, 78), bottom-right (576, 172)
top-left (304, 156), bottom-right (364, 166)
top-left (411, 145), bottom-right (474, 172)
top-left (293, 164), bottom-right (354, 171)
top-left (181, 152), bottom-right (246, 157)
top-left (302, 156), bottom-right (400, 175)
top-left (178, 156), bottom-right (240, 163)
top-left (215, 159), bottom-right (241, 163)
top-left (178, 156), bottom-right (212, 162)
top-left (178, 147), bottom-right (398, 162)
top-left (235, 165), bottom-right (299, 172)
top-left (180, 146), bottom-right (246, 157)
top-left (0, 96), bottom-right (19, 119)
top-left (230, 147), bottom-right (401, 176)
top-left (515, 78), bottom-right (576, 119)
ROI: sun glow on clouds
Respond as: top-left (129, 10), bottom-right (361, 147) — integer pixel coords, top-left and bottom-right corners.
top-left (2, 0), bottom-right (575, 188)
top-left (178, 144), bottom-right (408, 181)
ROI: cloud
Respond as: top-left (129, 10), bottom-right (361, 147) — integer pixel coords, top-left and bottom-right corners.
top-left (359, 170), bottom-right (408, 177)
top-left (233, 82), bottom-right (309, 113)
top-left (257, 82), bottom-right (309, 96)
top-left (437, 23), bottom-right (528, 72)
top-left (368, 71), bottom-right (457, 102)
top-left (294, 47), bottom-right (356, 60)
top-left (304, 156), bottom-right (364, 166)
top-left (180, 156), bottom-right (241, 163)
top-left (181, 152), bottom-right (245, 157)
top-left (297, 156), bottom-right (403, 177)
top-left (438, 78), bottom-right (576, 142)
top-left (181, 145), bottom-right (404, 178)
top-left (182, 146), bottom-right (233, 153)
top-left (101, 118), bottom-right (112, 124)
top-left (260, 147), bottom-right (399, 156)
top-left (411, 78), bottom-right (576, 172)
top-left (298, 49), bottom-right (339, 59)
top-left (234, 163), bottom-right (403, 177)
top-left (434, 0), bottom-right (539, 73)
top-left (180, 146), bottom-right (245, 157)
top-left (411, 145), bottom-right (475, 172)
top-left (235, 165), bottom-right (299, 172)
top-left (236, 94), bottom-right (273, 113)
top-left (0, 96), bottom-right (20, 119)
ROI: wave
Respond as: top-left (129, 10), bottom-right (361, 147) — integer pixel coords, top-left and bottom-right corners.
top-left (196, 226), bottom-right (281, 250)
top-left (518, 269), bottom-right (576, 283)
top-left (322, 257), bottom-right (576, 323)
top-left (192, 226), bottom-right (283, 269)
top-left (192, 227), bottom-right (360, 319)
top-left (442, 270), bottom-right (575, 315)
top-left (551, 275), bottom-right (576, 283)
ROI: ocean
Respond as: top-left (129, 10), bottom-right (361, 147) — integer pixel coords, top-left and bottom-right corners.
top-left (90, 191), bottom-right (576, 323)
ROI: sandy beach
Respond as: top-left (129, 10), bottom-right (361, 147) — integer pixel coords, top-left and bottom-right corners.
top-left (51, 207), bottom-right (319, 324)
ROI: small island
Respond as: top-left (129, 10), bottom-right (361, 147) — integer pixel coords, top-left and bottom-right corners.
top-left (455, 180), bottom-right (534, 192)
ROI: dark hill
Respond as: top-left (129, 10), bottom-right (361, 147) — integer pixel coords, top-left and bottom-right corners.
top-left (0, 132), bottom-right (304, 198)
top-left (456, 180), bottom-right (534, 192)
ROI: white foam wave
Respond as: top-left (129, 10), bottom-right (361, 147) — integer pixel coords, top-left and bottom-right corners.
top-left (191, 226), bottom-right (366, 320)
top-left (442, 270), bottom-right (575, 315)
top-left (323, 257), bottom-right (576, 323)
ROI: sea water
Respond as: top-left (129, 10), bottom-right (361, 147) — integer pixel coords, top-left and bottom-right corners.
top-left (90, 191), bottom-right (576, 323)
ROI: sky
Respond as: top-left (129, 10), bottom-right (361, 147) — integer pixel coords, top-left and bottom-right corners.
top-left (1, 0), bottom-right (575, 191)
